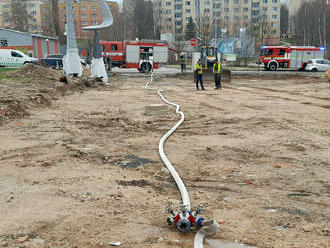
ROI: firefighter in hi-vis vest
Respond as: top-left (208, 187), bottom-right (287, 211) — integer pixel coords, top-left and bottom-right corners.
top-left (213, 59), bottom-right (222, 90)
top-left (194, 59), bottom-right (205, 90)
top-left (179, 54), bottom-right (187, 73)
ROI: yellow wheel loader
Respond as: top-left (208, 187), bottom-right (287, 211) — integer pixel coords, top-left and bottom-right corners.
top-left (198, 46), bottom-right (231, 83)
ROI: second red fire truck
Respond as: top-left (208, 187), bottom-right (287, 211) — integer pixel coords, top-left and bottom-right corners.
top-left (260, 46), bottom-right (326, 71)
top-left (100, 40), bottom-right (168, 73)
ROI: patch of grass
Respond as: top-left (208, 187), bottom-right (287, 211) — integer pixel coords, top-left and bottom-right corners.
top-left (0, 68), bottom-right (20, 81)
top-left (0, 67), bottom-right (17, 73)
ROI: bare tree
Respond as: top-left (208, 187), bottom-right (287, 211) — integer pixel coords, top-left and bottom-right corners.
top-left (50, 0), bottom-right (65, 43)
top-left (280, 4), bottom-right (289, 38)
top-left (292, 1), bottom-right (329, 50)
top-left (3, 0), bottom-right (31, 32)
top-left (132, 0), bottom-right (155, 39)
top-left (195, 14), bottom-right (213, 47)
top-left (99, 11), bottom-right (124, 41)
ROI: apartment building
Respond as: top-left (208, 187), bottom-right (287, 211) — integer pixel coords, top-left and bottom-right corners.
top-left (154, 0), bottom-right (281, 44)
top-left (0, 0), bottom-right (47, 33)
top-left (40, 0), bottom-right (119, 39)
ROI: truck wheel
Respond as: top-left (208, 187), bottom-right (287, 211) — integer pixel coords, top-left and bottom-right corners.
top-left (140, 62), bottom-right (152, 73)
top-left (269, 63), bottom-right (277, 71)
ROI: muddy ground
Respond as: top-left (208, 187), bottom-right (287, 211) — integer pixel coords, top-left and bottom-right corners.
top-left (0, 66), bottom-right (329, 248)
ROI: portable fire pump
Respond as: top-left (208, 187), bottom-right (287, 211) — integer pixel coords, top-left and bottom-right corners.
top-left (165, 205), bottom-right (205, 233)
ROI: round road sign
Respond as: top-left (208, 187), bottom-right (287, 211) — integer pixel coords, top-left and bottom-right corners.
top-left (190, 38), bottom-right (198, 47)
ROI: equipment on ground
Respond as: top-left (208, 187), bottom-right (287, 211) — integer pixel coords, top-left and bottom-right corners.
top-left (166, 205), bottom-right (205, 233)
top-left (260, 46), bottom-right (327, 71)
top-left (100, 40), bottom-right (168, 73)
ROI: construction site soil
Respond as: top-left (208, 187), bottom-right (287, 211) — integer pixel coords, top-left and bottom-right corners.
top-left (0, 65), bottom-right (329, 248)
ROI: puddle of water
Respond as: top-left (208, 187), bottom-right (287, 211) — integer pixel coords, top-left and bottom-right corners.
top-left (206, 239), bottom-right (256, 248)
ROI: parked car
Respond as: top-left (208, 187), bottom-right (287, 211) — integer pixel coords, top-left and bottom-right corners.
top-left (305, 59), bottom-right (330, 72)
top-left (40, 54), bottom-right (86, 69)
top-left (40, 54), bottom-right (63, 68)
top-left (0, 49), bottom-right (38, 67)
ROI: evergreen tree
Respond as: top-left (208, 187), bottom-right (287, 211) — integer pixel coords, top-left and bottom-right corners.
top-left (184, 17), bottom-right (196, 40)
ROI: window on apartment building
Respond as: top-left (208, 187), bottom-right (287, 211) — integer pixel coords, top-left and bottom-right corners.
top-left (91, 13), bottom-right (98, 18)
top-left (167, 25), bottom-right (172, 30)
top-left (273, 7), bottom-right (277, 11)
top-left (263, 0), bottom-right (268, 3)
top-left (81, 21), bottom-right (87, 25)
top-left (175, 4), bottom-right (182, 10)
top-left (185, 1), bottom-right (191, 5)
top-left (272, 0), bottom-right (278, 3)
top-left (166, 2), bottom-right (171, 6)
top-left (175, 13), bottom-right (182, 18)
top-left (214, 11), bottom-right (220, 17)
top-left (272, 14), bottom-right (277, 19)
top-left (243, 8), bottom-right (248, 12)
top-left (263, 7), bottom-right (268, 11)
top-left (167, 18), bottom-right (172, 21)
top-left (186, 9), bottom-right (191, 13)
top-left (157, 10), bottom-right (162, 14)
top-left (206, 1), bottom-right (210, 5)
top-left (224, 0), bottom-right (229, 5)
top-left (214, 4), bottom-right (220, 9)
top-left (243, 15), bottom-right (248, 20)
top-left (81, 13), bottom-right (87, 18)
top-left (244, 0), bottom-right (248, 4)
top-left (234, 8), bottom-right (239, 12)
top-left (166, 10), bottom-right (171, 14)
top-left (186, 17), bottom-right (190, 21)
top-left (272, 30), bottom-right (277, 34)
top-left (224, 8), bottom-right (229, 13)
top-left (30, 11), bottom-right (37, 15)
top-left (3, 4), bottom-right (9, 9)
top-left (234, 16), bottom-right (239, 21)
top-left (175, 0), bottom-right (182, 2)
top-left (93, 21), bottom-right (98, 25)
top-left (29, 4), bottom-right (36, 8)
top-left (91, 6), bottom-right (97, 10)
top-left (205, 9), bottom-right (210, 13)
top-left (234, 0), bottom-right (239, 4)
top-left (81, 6), bottom-right (86, 11)
top-left (225, 16), bottom-right (229, 21)
top-left (271, 22), bottom-right (277, 27)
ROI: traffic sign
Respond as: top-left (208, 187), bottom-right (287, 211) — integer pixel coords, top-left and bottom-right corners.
top-left (190, 38), bottom-right (198, 47)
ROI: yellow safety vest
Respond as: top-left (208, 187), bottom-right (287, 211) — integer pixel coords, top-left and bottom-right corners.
top-left (213, 63), bottom-right (221, 74)
top-left (194, 63), bottom-right (203, 74)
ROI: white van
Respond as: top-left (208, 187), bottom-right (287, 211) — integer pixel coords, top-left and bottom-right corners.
top-left (0, 49), bottom-right (38, 68)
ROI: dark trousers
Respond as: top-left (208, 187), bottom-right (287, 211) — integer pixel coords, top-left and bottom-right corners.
top-left (196, 74), bottom-right (204, 89)
top-left (214, 74), bottom-right (221, 89)
top-left (181, 64), bottom-right (186, 72)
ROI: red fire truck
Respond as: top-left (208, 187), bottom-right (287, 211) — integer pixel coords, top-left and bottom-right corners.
top-left (260, 46), bottom-right (326, 71)
top-left (100, 40), bottom-right (168, 73)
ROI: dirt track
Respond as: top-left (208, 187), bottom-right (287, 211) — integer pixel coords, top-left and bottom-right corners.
top-left (0, 67), bottom-right (330, 248)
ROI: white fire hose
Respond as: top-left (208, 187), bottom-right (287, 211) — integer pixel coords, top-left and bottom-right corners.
top-left (145, 72), bottom-right (218, 248)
